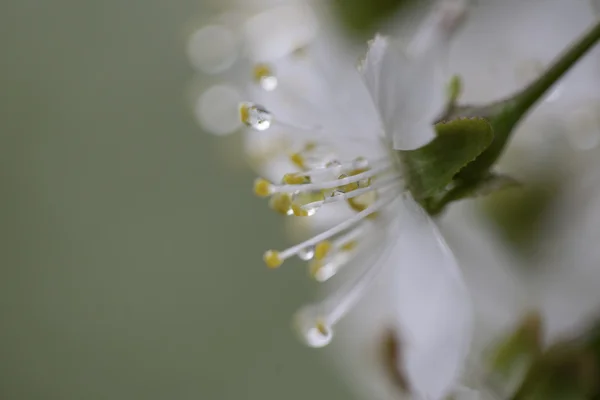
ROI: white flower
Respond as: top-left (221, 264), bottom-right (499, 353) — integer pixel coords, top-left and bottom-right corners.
top-left (238, 2), bottom-right (473, 399)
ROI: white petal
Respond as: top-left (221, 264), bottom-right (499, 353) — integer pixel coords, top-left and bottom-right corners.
top-left (242, 4), bottom-right (317, 61)
top-left (448, 0), bottom-right (599, 105)
top-left (361, 36), bottom-right (445, 150)
top-left (391, 196), bottom-right (472, 399)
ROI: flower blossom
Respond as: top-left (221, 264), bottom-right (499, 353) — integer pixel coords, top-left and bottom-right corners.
top-left (237, 1), bottom-right (473, 398)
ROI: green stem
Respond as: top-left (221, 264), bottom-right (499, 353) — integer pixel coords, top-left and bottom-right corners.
top-left (459, 19), bottom-right (600, 180)
top-left (513, 20), bottom-right (600, 115)
top-left (429, 20), bottom-right (600, 215)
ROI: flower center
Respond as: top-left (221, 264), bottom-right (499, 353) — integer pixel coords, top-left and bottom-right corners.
top-left (239, 92), bottom-right (405, 347)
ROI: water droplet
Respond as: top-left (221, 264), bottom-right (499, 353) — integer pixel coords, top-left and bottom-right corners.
top-left (310, 251), bottom-right (352, 282)
top-left (337, 174), bottom-right (359, 194)
top-left (357, 179), bottom-right (371, 188)
top-left (240, 102), bottom-right (272, 131)
top-left (260, 76), bottom-right (278, 91)
top-left (291, 190), bottom-right (324, 216)
top-left (253, 64), bottom-right (278, 91)
top-left (353, 157), bottom-right (369, 169)
top-left (295, 308), bottom-right (333, 348)
top-left (304, 324), bottom-right (333, 348)
top-left (297, 247), bottom-right (315, 261)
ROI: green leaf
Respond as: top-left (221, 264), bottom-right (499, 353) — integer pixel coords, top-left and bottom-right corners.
top-left (445, 74), bottom-right (462, 107)
top-left (482, 177), bottom-right (559, 258)
top-left (329, 0), bottom-right (414, 38)
top-left (397, 117), bottom-right (493, 203)
top-left (490, 312), bottom-right (543, 381)
top-left (511, 343), bottom-right (598, 400)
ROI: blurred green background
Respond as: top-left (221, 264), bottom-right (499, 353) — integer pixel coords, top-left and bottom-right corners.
top-left (0, 0), bottom-right (357, 398)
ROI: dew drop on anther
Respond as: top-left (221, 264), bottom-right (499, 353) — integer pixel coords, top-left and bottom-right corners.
top-left (253, 64), bottom-right (278, 91)
top-left (240, 102), bottom-right (273, 131)
top-left (295, 308), bottom-right (334, 348)
top-left (304, 323), bottom-right (333, 348)
top-left (292, 190), bottom-right (323, 216)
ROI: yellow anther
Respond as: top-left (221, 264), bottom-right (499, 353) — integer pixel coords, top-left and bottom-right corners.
top-left (253, 178), bottom-right (272, 198)
top-left (308, 260), bottom-right (322, 279)
top-left (367, 211), bottom-right (380, 220)
top-left (350, 168), bottom-right (369, 176)
top-left (239, 103), bottom-right (250, 124)
top-left (253, 63), bottom-right (273, 82)
top-left (315, 320), bottom-right (330, 336)
top-left (283, 173), bottom-right (310, 185)
top-left (292, 203), bottom-right (309, 217)
top-left (341, 240), bottom-right (358, 252)
top-left (339, 182), bottom-right (359, 193)
top-left (347, 191), bottom-right (377, 213)
top-left (269, 193), bottom-right (293, 215)
top-left (315, 241), bottom-right (332, 260)
top-left (290, 153), bottom-right (305, 169)
top-left (263, 250), bottom-right (283, 269)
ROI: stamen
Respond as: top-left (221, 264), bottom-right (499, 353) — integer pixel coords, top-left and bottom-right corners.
top-left (283, 173), bottom-right (310, 185)
top-left (301, 223), bottom-right (366, 263)
top-left (295, 157), bottom-right (377, 179)
top-left (274, 118), bottom-right (325, 135)
top-left (290, 152), bottom-right (306, 169)
top-left (263, 250), bottom-right (283, 269)
top-left (269, 164), bottom-right (392, 194)
top-left (252, 63), bottom-right (278, 91)
top-left (240, 102), bottom-right (384, 144)
top-left (309, 225), bottom-right (371, 282)
top-left (291, 190), bottom-right (325, 216)
top-left (300, 175), bottom-right (399, 211)
top-left (253, 178), bottom-right (272, 197)
top-left (348, 188), bottom-right (379, 213)
top-left (294, 311), bottom-right (333, 348)
top-left (294, 217), bottom-right (398, 347)
top-left (262, 190), bottom-right (397, 267)
top-left (324, 230), bottom-right (396, 325)
top-left (314, 241), bottom-right (332, 260)
top-left (268, 193), bottom-right (293, 215)
top-left (309, 250), bottom-right (353, 282)
top-left (240, 102), bottom-right (273, 131)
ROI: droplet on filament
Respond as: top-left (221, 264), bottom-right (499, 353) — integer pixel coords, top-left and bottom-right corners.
top-left (240, 102), bottom-right (272, 131)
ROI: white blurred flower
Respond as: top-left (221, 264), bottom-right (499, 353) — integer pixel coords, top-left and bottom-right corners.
top-left (238, 2), bottom-right (474, 399)
top-left (439, 156), bottom-right (600, 397)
